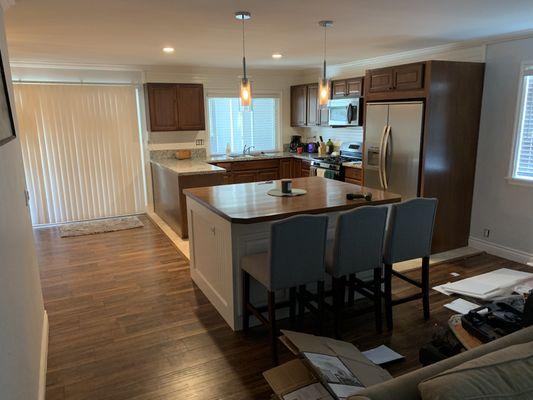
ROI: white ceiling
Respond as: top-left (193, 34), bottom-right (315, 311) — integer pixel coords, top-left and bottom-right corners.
top-left (6, 0), bottom-right (533, 69)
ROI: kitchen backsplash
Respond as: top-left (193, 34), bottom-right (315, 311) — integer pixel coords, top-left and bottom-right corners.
top-left (296, 126), bottom-right (364, 151)
top-left (150, 148), bottom-right (207, 161)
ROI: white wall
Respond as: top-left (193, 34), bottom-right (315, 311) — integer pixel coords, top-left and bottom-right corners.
top-left (0, 6), bottom-right (47, 400)
top-left (470, 37), bottom-right (533, 264)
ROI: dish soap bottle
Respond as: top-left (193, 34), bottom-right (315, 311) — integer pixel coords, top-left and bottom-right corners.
top-left (326, 139), bottom-right (334, 155)
top-left (225, 143), bottom-right (231, 156)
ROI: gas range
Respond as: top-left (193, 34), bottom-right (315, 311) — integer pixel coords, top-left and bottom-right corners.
top-left (310, 142), bottom-right (363, 174)
top-left (311, 155), bottom-right (360, 171)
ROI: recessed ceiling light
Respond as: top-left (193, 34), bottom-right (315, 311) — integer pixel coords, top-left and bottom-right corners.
top-left (272, 53), bottom-right (283, 59)
top-left (162, 47), bottom-right (175, 54)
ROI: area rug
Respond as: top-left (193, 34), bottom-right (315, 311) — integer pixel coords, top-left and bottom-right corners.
top-left (58, 216), bottom-right (144, 237)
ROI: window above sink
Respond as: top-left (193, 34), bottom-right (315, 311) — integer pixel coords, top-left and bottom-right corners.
top-left (207, 96), bottom-right (280, 156)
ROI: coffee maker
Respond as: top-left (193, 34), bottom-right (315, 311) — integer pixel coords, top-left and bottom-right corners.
top-left (289, 135), bottom-right (302, 153)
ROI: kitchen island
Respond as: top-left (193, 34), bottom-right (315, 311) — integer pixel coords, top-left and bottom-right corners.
top-left (184, 177), bottom-right (401, 330)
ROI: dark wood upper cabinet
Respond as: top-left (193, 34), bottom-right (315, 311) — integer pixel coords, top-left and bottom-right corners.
top-left (332, 80), bottom-right (347, 98)
top-left (365, 62), bottom-right (425, 98)
top-left (291, 78), bottom-right (361, 127)
top-left (332, 77), bottom-right (364, 98)
top-left (290, 85), bottom-right (307, 127)
top-left (177, 84), bottom-right (205, 131)
top-left (393, 63), bottom-right (424, 91)
top-left (306, 84), bottom-right (319, 126)
top-left (346, 77), bottom-right (363, 96)
top-left (145, 83), bottom-right (205, 131)
top-left (367, 67), bottom-right (395, 93)
top-left (146, 83), bottom-right (179, 131)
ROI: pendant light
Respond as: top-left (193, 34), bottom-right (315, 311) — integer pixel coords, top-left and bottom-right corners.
top-left (318, 20), bottom-right (333, 107)
top-left (235, 11), bottom-right (252, 111)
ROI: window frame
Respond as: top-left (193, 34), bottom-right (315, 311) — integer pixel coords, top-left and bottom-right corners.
top-left (508, 62), bottom-right (533, 186)
top-left (205, 90), bottom-right (282, 156)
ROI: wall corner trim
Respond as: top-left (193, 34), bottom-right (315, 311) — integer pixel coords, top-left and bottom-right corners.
top-left (38, 311), bottom-right (49, 400)
top-left (469, 236), bottom-right (533, 266)
top-left (0, 0), bottom-right (15, 11)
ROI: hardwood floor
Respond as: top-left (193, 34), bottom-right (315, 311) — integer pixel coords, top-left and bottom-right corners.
top-left (35, 215), bottom-right (528, 400)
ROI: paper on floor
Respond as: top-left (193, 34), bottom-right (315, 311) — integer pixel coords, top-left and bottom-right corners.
top-left (432, 283), bottom-right (453, 296)
top-left (362, 345), bottom-right (404, 365)
top-left (438, 268), bottom-right (533, 300)
top-left (444, 298), bottom-right (480, 314)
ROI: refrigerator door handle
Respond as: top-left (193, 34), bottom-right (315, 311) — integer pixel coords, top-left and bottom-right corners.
top-left (381, 125), bottom-right (391, 189)
top-left (378, 125), bottom-right (388, 189)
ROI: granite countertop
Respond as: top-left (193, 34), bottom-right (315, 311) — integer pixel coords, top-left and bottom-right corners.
top-left (342, 161), bottom-right (363, 169)
top-left (151, 158), bottom-right (226, 176)
top-left (151, 152), bottom-right (319, 176)
top-left (207, 152), bottom-right (318, 163)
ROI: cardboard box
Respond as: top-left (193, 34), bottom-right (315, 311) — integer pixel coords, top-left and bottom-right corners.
top-left (263, 330), bottom-right (392, 400)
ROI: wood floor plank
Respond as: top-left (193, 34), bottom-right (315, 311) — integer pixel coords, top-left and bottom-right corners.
top-left (34, 215), bottom-right (528, 399)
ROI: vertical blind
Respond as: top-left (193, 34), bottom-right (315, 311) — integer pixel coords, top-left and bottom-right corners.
top-left (514, 68), bottom-right (533, 180)
top-left (13, 83), bottom-right (146, 225)
top-left (208, 97), bottom-right (278, 155)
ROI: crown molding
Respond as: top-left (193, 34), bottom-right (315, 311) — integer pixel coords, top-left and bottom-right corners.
top-left (0, 0), bottom-right (15, 11)
top-left (9, 60), bottom-right (144, 72)
top-left (301, 29), bottom-right (533, 78)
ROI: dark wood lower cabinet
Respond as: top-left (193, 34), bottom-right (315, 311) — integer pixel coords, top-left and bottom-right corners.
top-left (211, 158), bottom-right (303, 184)
top-left (257, 169), bottom-right (279, 181)
top-left (291, 159), bottom-right (302, 178)
top-left (344, 166), bottom-right (363, 186)
top-left (301, 160), bottom-right (311, 177)
top-left (280, 159), bottom-right (292, 179)
top-left (232, 171), bottom-right (257, 184)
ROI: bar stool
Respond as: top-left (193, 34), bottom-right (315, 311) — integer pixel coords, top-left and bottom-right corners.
top-left (241, 214), bottom-right (328, 364)
top-left (383, 198), bottom-right (438, 330)
top-left (325, 206), bottom-right (389, 337)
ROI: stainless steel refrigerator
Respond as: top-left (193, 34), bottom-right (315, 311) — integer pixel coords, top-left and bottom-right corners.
top-left (363, 101), bottom-right (424, 199)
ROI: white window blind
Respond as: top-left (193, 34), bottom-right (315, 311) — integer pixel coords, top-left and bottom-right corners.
top-left (512, 67), bottom-right (533, 181)
top-left (13, 83), bottom-right (146, 225)
top-left (208, 97), bottom-right (278, 155)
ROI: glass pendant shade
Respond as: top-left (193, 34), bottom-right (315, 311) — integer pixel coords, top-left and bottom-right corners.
top-left (239, 77), bottom-right (252, 110)
top-left (318, 77), bottom-right (330, 107)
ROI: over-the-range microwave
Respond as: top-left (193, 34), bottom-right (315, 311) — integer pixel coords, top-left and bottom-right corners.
top-left (328, 97), bottom-right (362, 126)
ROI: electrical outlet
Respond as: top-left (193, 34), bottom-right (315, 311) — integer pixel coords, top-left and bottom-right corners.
top-left (483, 229), bottom-right (490, 238)
top-left (195, 139), bottom-right (204, 146)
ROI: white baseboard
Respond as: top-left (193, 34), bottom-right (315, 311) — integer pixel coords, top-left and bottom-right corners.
top-left (469, 236), bottom-right (533, 266)
top-left (38, 311), bottom-right (49, 400)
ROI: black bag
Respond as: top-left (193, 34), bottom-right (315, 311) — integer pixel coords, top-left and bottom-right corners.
top-left (461, 291), bottom-right (533, 343)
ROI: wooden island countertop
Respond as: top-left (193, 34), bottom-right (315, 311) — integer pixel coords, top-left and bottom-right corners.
top-left (184, 176), bottom-right (401, 224)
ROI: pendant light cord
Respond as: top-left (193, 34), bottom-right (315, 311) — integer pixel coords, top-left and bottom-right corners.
top-left (323, 25), bottom-right (327, 80)
top-left (242, 16), bottom-right (247, 79)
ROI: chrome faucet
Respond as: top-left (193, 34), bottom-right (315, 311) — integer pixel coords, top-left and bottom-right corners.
top-left (243, 145), bottom-right (255, 155)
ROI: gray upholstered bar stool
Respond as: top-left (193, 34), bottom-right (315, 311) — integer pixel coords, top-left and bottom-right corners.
top-left (241, 214), bottom-right (328, 364)
top-left (325, 206), bottom-right (389, 337)
top-left (383, 198), bottom-right (438, 330)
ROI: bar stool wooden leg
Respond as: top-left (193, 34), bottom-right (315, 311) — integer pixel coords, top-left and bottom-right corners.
top-left (289, 287), bottom-right (296, 329)
top-left (268, 290), bottom-right (278, 365)
top-left (242, 271), bottom-right (250, 332)
top-left (333, 277), bottom-right (345, 339)
top-left (348, 274), bottom-right (355, 306)
top-left (317, 281), bottom-right (325, 335)
top-left (384, 263), bottom-right (393, 330)
top-left (298, 284), bottom-right (306, 328)
top-left (422, 256), bottom-right (430, 321)
top-left (374, 267), bottom-right (383, 333)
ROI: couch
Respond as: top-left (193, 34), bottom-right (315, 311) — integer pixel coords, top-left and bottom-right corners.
top-left (349, 325), bottom-right (533, 400)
